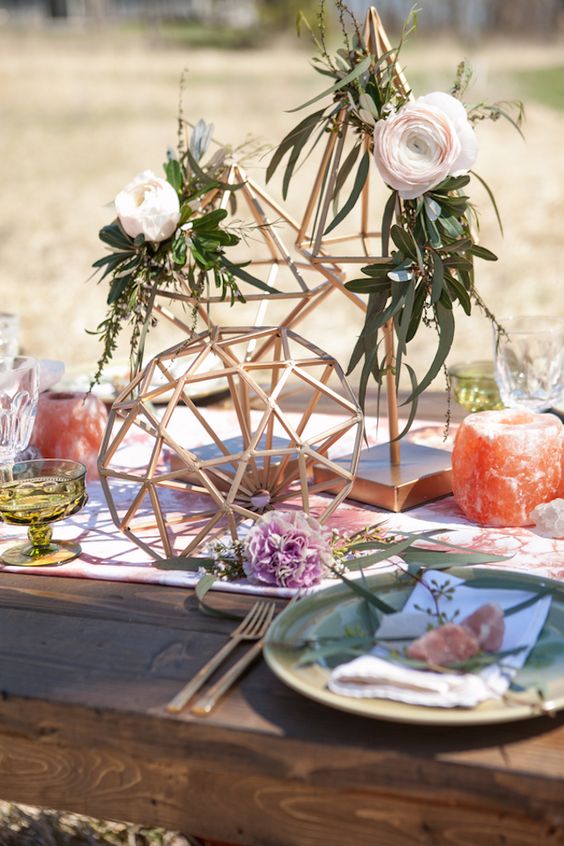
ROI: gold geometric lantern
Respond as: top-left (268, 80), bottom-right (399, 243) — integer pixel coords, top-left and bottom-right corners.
top-left (296, 7), bottom-right (412, 267)
top-left (98, 326), bottom-right (363, 561)
top-left (294, 6), bottom-right (452, 511)
top-left (151, 160), bottom-right (364, 360)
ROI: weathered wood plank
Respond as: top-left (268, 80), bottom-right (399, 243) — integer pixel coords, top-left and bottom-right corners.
top-left (0, 573), bottom-right (563, 845)
top-left (0, 697), bottom-right (563, 846)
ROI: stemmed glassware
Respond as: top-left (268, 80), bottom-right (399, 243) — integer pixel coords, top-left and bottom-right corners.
top-left (0, 459), bottom-right (88, 566)
top-left (0, 355), bottom-right (39, 464)
top-left (494, 317), bottom-right (564, 412)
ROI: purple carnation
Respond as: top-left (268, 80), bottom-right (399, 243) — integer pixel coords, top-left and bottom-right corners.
top-left (243, 510), bottom-right (333, 588)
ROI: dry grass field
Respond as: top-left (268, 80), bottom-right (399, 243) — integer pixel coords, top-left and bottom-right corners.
top-left (1, 25), bottom-right (563, 390)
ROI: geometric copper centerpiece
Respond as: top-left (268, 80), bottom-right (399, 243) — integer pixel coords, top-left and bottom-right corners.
top-left (98, 326), bottom-right (363, 560)
top-left (291, 6), bottom-right (452, 511)
top-left (295, 7), bottom-right (412, 268)
top-left (151, 160), bottom-right (363, 359)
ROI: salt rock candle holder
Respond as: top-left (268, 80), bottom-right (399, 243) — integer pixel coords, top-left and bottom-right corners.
top-left (32, 391), bottom-right (108, 480)
top-left (98, 326), bottom-right (363, 561)
top-left (452, 408), bottom-right (563, 527)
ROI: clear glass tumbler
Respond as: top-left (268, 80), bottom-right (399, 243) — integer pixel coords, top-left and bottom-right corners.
top-left (0, 356), bottom-right (39, 464)
top-left (494, 317), bottom-right (564, 412)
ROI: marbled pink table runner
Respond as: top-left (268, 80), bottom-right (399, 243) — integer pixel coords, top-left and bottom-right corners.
top-left (1, 411), bottom-right (562, 594)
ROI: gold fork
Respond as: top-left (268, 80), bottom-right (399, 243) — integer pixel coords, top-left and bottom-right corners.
top-left (191, 602), bottom-right (276, 716)
top-left (165, 600), bottom-right (276, 714)
top-left (191, 591), bottom-right (305, 717)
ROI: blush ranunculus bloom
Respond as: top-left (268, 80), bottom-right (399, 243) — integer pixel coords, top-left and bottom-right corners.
top-left (114, 170), bottom-right (180, 243)
top-left (373, 92), bottom-right (478, 200)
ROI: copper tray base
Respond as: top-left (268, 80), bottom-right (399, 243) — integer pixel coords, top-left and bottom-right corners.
top-left (315, 441), bottom-right (452, 512)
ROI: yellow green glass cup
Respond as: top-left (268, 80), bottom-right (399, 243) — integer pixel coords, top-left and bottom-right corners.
top-left (449, 360), bottom-right (504, 413)
top-left (0, 458), bottom-right (88, 566)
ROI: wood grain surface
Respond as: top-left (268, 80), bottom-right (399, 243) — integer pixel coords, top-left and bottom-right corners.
top-left (0, 571), bottom-right (563, 845)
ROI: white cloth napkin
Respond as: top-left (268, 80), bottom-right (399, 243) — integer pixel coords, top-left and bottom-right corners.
top-left (328, 570), bottom-right (551, 708)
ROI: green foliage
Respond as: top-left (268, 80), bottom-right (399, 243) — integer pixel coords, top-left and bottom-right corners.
top-left (90, 116), bottom-right (270, 387)
top-left (266, 1), bottom-right (523, 435)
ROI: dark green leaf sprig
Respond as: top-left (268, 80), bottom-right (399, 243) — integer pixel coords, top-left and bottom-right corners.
top-left (267, 1), bottom-right (523, 434)
top-left (90, 119), bottom-right (274, 388)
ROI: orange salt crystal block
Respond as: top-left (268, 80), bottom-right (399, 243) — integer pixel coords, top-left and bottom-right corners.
top-left (452, 408), bottom-right (563, 527)
top-left (32, 391), bottom-right (108, 481)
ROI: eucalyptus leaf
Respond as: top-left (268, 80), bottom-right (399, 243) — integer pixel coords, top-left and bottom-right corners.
top-left (401, 549), bottom-right (504, 568)
top-left (331, 569), bottom-right (395, 615)
top-left (381, 190), bottom-right (398, 257)
top-left (471, 170), bottom-right (504, 235)
top-left (107, 273), bottom-right (132, 305)
top-left (439, 216), bottom-right (464, 239)
top-left (404, 301), bottom-right (455, 403)
top-left (266, 108), bottom-right (326, 184)
top-left (287, 54), bottom-right (372, 114)
top-left (424, 196), bottom-right (441, 221)
top-left (99, 222), bottom-right (134, 251)
top-left (431, 251), bottom-right (444, 304)
top-left (324, 150), bottom-right (370, 235)
top-left (388, 269), bottom-right (413, 283)
top-left (164, 158), bottom-right (183, 193)
top-left (154, 556), bottom-right (215, 572)
top-left (390, 224), bottom-right (416, 258)
top-left (296, 636), bottom-right (375, 667)
top-left (194, 573), bottom-right (243, 620)
top-left (222, 258), bottom-right (279, 294)
top-left (334, 142), bottom-right (362, 198)
top-left (469, 244), bottom-right (498, 261)
top-left (394, 364), bottom-right (419, 440)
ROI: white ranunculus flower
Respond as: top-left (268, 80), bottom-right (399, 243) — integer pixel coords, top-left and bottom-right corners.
top-left (114, 170), bottom-right (180, 243)
top-left (373, 92), bottom-right (478, 200)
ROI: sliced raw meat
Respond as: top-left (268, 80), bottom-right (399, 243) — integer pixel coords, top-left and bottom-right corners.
top-left (406, 622), bottom-right (480, 666)
top-left (461, 603), bottom-right (505, 652)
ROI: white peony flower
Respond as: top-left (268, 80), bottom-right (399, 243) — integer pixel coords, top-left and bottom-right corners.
top-left (114, 170), bottom-right (180, 243)
top-left (373, 92), bottom-right (478, 200)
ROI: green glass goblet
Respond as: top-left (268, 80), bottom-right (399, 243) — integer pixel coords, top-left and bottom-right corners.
top-left (0, 459), bottom-right (87, 566)
top-left (449, 360), bottom-right (504, 413)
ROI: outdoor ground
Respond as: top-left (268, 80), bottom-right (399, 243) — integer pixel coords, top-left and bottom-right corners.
top-left (0, 25), bottom-right (563, 389)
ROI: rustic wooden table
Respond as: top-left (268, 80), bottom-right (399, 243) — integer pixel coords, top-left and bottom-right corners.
top-left (0, 572), bottom-right (563, 845)
top-left (1, 394), bottom-right (563, 845)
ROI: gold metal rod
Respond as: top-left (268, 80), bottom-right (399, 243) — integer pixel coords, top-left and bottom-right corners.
top-left (383, 318), bottom-right (400, 465)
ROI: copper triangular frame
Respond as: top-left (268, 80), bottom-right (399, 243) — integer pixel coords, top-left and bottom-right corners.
top-left (150, 161), bottom-right (367, 360)
top-left (295, 6), bottom-right (413, 267)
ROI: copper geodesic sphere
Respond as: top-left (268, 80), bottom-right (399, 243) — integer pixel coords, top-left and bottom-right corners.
top-left (98, 326), bottom-right (363, 560)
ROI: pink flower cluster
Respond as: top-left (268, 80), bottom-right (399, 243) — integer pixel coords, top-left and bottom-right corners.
top-left (243, 510), bottom-right (333, 588)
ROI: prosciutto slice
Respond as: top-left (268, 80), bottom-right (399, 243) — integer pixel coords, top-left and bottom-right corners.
top-left (405, 603), bottom-right (505, 667)
top-left (461, 602), bottom-right (505, 652)
top-left (406, 622), bottom-right (480, 665)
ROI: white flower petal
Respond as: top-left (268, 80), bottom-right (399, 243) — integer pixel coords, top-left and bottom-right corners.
top-left (114, 170), bottom-right (180, 243)
top-left (373, 92), bottom-right (477, 199)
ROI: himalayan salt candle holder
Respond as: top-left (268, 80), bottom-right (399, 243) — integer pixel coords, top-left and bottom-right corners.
top-left (452, 408), bottom-right (563, 527)
top-left (31, 392), bottom-right (108, 480)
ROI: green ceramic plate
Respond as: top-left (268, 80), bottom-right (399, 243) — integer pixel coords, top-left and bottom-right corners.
top-left (264, 567), bottom-right (564, 725)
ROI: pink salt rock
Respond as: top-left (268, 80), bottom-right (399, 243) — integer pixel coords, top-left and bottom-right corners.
top-left (461, 603), bottom-right (505, 652)
top-left (452, 409), bottom-right (563, 527)
top-left (532, 498), bottom-right (564, 538)
top-left (32, 391), bottom-right (108, 480)
top-left (406, 622), bottom-right (480, 665)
